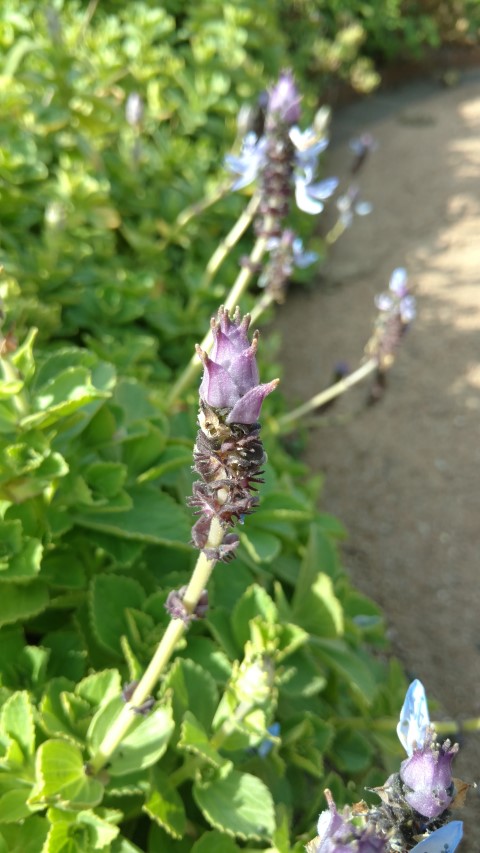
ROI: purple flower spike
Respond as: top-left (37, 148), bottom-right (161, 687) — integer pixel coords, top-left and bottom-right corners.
top-left (189, 307), bottom-right (278, 564)
top-left (267, 70), bottom-right (301, 126)
top-left (400, 731), bottom-right (458, 819)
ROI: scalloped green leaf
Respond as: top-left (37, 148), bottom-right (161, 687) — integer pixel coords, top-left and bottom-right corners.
top-left (89, 575), bottom-right (145, 656)
top-left (21, 367), bottom-right (109, 429)
top-left (76, 669), bottom-right (122, 708)
top-left (292, 572), bottom-right (343, 638)
top-left (0, 690), bottom-right (35, 758)
top-left (162, 658), bottom-right (219, 732)
top-left (191, 831), bottom-right (241, 852)
top-left (193, 766), bottom-right (275, 841)
top-left (231, 585), bottom-right (277, 650)
top-left (0, 788), bottom-right (36, 823)
top-left (33, 740), bottom-right (104, 808)
top-left (239, 529), bottom-right (281, 564)
top-left (143, 769), bottom-right (186, 839)
top-left (0, 815), bottom-right (49, 852)
top-left (178, 712), bottom-right (230, 770)
top-left (108, 705), bottom-right (175, 776)
top-left (0, 581), bottom-right (49, 628)
top-left (310, 637), bottom-right (377, 703)
top-left (330, 728), bottom-right (374, 774)
top-left (75, 485), bottom-right (191, 548)
top-left (0, 537), bottom-right (43, 583)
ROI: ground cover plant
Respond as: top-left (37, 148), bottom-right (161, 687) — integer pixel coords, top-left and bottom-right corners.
top-left (0, 3), bottom-right (474, 852)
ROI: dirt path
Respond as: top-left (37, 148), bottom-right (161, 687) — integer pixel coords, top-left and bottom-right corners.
top-left (277, 70), bottom-right (480, 846)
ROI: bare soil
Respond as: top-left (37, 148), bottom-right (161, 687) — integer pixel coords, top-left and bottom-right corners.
top-left (277, 69), bottom-right (480, 848)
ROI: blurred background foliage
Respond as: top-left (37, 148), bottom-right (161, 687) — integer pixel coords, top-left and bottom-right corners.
top-left (0, 1), bottom-right (477, 851)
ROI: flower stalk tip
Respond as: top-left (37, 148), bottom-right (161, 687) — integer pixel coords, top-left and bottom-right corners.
top-left (189, 306), bottom-right (278, 564)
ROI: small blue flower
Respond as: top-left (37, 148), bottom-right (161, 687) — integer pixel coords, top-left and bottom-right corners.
top-left (256, 722), bottom-right (281, 758)
top-left (410, 821), bottom-right (463, 852)
top-left (225, 132), bottom-right (267, 190)
top-left (375, 268), bottom-right (416, 325)
top-left (336, 184), bottom-right (373, 228)
top-left (397, 679), bottom-right (430, 756)
top-left (292, 236), bottom-right (319, 268)
top-left (295, 174), bottom-right (339, 215)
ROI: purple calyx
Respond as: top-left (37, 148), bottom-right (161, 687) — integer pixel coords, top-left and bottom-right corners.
top-left (197, 307), bottom-right (278, 424)
top-left (400, 731), bottom-right (458, 819)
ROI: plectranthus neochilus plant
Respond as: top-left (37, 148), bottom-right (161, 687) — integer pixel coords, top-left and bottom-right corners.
top-left (89, 306), bottom-right (277, 773)
top-left (305, 681), bottom-right (467, 853)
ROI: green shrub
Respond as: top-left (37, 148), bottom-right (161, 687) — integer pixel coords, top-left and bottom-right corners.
top-left (0, 2), bottom-right (430, 851)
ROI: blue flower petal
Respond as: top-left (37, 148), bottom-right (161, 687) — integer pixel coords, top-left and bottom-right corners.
top-left (410, 821), bottom-right (463, 852)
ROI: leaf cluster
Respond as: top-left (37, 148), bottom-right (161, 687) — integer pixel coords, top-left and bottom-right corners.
top-left (0, 2), bottom-right (412, 851)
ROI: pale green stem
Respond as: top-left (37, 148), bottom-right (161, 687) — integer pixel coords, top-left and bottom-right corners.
top-left (89, 517), bottom-right (224, 775)
top-left (272, 358), bottom-right (377, 434)
top-left (333, 715), bottom-right (480, 736)
top-left (325, 218), bottom-right (347, 246)
top-left (176, 180), bottom-right (234, 229)
top-left (249, 290), bottom-right (275, 326)
top-left (167, 223), bottom-right (271, 406)
top-left (204, 193), bottom-right (260, 284)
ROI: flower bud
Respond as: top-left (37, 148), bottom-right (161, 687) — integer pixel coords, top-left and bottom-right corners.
top-left (400, 732), bottom-right (458, 819)
top-left (196, 306), bottom-right (278, 424)
top-left (266, 70), bottom-right (301, 126)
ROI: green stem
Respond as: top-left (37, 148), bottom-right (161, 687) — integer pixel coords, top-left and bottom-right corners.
top-left (88, 518), bottom-right (224, 775)
top-left (249, 290), bottom-right (275, 326)
top-left (331, 715), bottom-right (480, 736)
top-left (167, 223), bottom-right (271, 407)
top-left (204, 193), bottom-right (260, 284)
top-left (272, 358), bottom-right (377, 434)
top-left (325, 215), bottom-right (348, 247)
top-left (175, 180), bottom-right (234, 229)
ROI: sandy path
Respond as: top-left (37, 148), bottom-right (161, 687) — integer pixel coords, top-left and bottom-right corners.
top-left (277, 70), bottom-right (480, 847)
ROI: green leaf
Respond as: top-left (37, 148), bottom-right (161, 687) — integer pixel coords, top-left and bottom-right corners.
top-left (0, 788), bottom-right (36, 823)
top-left (21, 367), bottom-right (109, 429)
top-left (75, 485), bottom-right (191, 548)
top-left (0, 815), bottom-right (49, 852)
top-left (193, 766), bottom-right (275, 841)
top-left (231, 585), bottom-right (277, 650)
top-left (330, 729), bottom-right (374, 774)
top-left (143, 769), bottom-right (186, 839)
top-left (239, 529), bottom-right (281, 564)
top-left (162, 658), bottom-right (218, 732)
top-left (0, 537), bottom-right (43, 583)
top-left (310, 638), bottom-right (377, 703)
top-left (0, 690), bottom-right (35, 757)
top-left (89, 574), bottom-right (145, 656)
top-left (178, 712), bottom-right (230, 770)
top-left (292, 572), bottom-right (343, 638)
top-left (191, 831), bottom-right (240, 852)
top-left (108, 705), bottom-right (175, 776)
top-left (33, 740), bottom-right (104, 808)
top-left (76, 670), bottom-right (122, 708)
top-left (0, 582), bottom-right (49, 628)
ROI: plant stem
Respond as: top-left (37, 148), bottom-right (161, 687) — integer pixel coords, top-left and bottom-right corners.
top-left (167, 224), bottom-right (271, 406)
top-left (175, 180), bottom-right (234, 229)
top-left (249, 290), bottom-right (275, 326)
top-left (88, 518), bottom-right (224, 775)
top-left (205, 193), bottom-right (260, 284)
top-left (272, 358), bottom-right (377, 434)
top-left (332, 715), bottom-right (480, 736)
